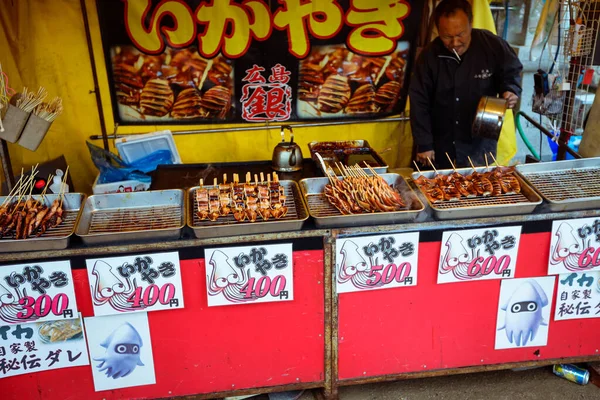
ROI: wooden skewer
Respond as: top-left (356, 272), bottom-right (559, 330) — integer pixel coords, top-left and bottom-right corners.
top-left (445, 153), bottom-right (457, 171)
top-left (254, 174), bottom-right (259, 185)
top-left (427, 157), bottom-right (439, 175)
top-left (467, 156), bottom-right (476, 171)
top-left (41, 174), bottom-right (54, 201)
top-left (484, 154), bottom-right (489, 171)
top-left (260, 172), bottom-right (265, 183)
top-left (59, 166), bottom-right (69, 209)
top-left (214, 177), bottom-right (218, 186)
top-left (223, 173), bottom-right (227, 184)
top-left (412, 160), bottom-right (422, 175)
top-left (489, 153), bottom-right (500, 167)
top-left (200, 178), bottom-right (204, 187)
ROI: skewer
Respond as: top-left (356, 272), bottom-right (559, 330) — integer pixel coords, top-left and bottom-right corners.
top-left (200, 178), bottom-right (204, 187)
top-left (254, 174), bottom-right (259, 185)
top-left (214, 177), bottom-right (218, 186)
top-left (412, 160), bottom-right (423, 175)
top-left (59, 166), bottom-right (69, 209)
top-left (41, 174), bottom-right (54, 201)
top-left (427, 157), bottom-right (439, 175)
top-left (489, 153), bottom-right (500, 167)
top-left (260, 172), bottom-right (265, 183)
top-left (445, 153), bottom-right (458, 172)
top-left (484, 154), bottom-right (489, 171)
top-left (467, 156), bottom-right (477, 171)
top-left (223, 173), bottom-right (227, 184)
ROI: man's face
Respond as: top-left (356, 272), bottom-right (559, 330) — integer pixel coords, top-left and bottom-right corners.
top-left (438, 10), bottom-right (472, 56)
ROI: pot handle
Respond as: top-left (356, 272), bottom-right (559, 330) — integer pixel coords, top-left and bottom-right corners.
top-left (290, 151), bottom-right (297, 166)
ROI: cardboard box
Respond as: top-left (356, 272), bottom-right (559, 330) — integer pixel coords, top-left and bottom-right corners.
top-left (92, 175), bottom-right (150, 194)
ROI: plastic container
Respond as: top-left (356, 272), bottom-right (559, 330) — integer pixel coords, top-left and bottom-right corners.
top-left (547, 135), bottom-right (581, 161)
top-left (115, 130), bottom-right (182, 164)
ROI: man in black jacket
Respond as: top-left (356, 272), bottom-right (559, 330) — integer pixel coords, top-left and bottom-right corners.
top-left (409, 0), bottom-right (523, 169)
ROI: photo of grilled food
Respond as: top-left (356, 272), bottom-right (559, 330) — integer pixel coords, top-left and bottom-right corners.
top-left (110, 46), bottom-right (234, 122)
top-left (38, 319), bottom-right (83, 343)
top-left (297, 43), bottom-right (409, 118)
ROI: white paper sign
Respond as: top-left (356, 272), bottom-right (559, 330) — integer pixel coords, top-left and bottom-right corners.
top-left (0, 261), bottom-right (78, 325)
top-left (335, 232), bottom-right (419, 294)
top-left (204, 243), bottom-right (293, 307)
top-left (495, 276), bottom-right (555, 349)
top-left (555, 271), bottom-right (600, 320)
top-left (438, 226), bottom-right (522, 284)
top-left (85, 312), bottom-right (155, 391)
top-left (86, 252), bottom-right (184, 316)
top-left (548, 217), bottom-right (600, 275)
top-left (0, 315), bottom-right (89, 379)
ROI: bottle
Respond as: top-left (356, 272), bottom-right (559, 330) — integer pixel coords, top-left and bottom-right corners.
top-left (49, 169), bottom-right (69, 194)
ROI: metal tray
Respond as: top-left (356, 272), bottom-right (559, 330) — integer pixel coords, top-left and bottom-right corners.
top-left (411, 167), bottom-right (542, 220)
top-left (308, 140), bottom-right (388, 175)
top-left (516, 158), bottom-right (600, 212)
top-left (0, 193), bottom-right (85, 253)
top-left (187, 180), bottom-right (308, 238)
top-left (299, 173), bottom-right (424, 228)
top-left (75, 190), bottom-right (185, 245)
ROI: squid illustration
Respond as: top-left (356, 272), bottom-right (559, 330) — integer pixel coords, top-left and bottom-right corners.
top-left (498, 279), bottom-right (549, 347)
top-left (207, 250), bottom-right (254, 303)
top-left (337, 240), bottom-right (376, 290)
top-left (439, 233), bottom-right (474, 280)
top-left (550, 222), bottom-right (587, 271)
top-left (94, 322), bottom-right (145, 379)
top-left (0, 282), bottom-right (32, 324)
top-left (90, 260), bottom-right (141, 312)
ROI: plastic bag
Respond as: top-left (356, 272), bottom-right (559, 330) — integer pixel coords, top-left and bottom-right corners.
top-left (86, 141), bottom-right (173, 184)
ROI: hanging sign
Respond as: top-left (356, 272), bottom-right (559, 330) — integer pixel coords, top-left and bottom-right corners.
top-left (548, 217), bottom-right (600, 275)
top-left (95, 0), bottom-right (422, 125)
top-left (204, 243), bottom-right (293, 307)
top-left (0, 261), bottom-right (78, 325)
top-left (438, 226), bottom-right (522, 284)
top-left (555, 271), bottom-right (600, 320)
top-left (0, 315), bottom-right (89, 379)
top-left (86, 252), bottom-right (184, 316)
top-left (335, 232), bottom-right (419, 294)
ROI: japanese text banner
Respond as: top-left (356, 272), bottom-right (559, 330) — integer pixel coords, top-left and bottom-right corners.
top-left (95, 0), bottom-right (422, 125)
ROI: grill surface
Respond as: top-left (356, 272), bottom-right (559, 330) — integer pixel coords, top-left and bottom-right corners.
top-left (88, 205), bottom-right (182, 234)
top-left (520, 168), bottom-right (600, 202)
top-left (306, 193), bottom-right (410, 217)
top-left (0, 210), bottom-right (78, 240)
top-left (431, 193), bottom-right (530, 209)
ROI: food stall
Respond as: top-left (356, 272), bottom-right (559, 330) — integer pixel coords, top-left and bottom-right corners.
top-left (1, 1), bottom-right (600, 400)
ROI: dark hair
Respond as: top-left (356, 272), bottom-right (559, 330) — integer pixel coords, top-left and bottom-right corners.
top-left (434, 0), bottom-right (473, 28)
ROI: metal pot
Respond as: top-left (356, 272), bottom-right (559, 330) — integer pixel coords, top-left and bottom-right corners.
top-left (272, 125), bottom-right (303, 172)
top-left (472, 96), bottom-right (507, 141)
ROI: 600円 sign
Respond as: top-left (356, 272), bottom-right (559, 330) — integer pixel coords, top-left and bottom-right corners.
top-left (0, 261), bottom-right (78, 325)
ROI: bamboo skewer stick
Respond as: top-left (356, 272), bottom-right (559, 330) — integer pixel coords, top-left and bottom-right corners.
top-left (59, 166), bottom-right (69, 209)
top-left (489, 153), bottom-right (500, 167)
top-left (427, 157), bottom-right (439, 175)
top-left (467, 156), bottom-right (477, 171)
top-left (445, 153), bottom-right (457, 171)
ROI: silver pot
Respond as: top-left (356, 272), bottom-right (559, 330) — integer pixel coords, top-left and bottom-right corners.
top-left (272, 125), bottom-right (303, 172)
top-left (472, 96), bottom-right (507, 141)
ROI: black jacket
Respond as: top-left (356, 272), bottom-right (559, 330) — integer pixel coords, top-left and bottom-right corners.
top-left (409, 29), bottom-right (523, 153)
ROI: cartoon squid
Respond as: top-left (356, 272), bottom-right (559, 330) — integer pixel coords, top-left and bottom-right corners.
top-left (207, 250), bottom-right (253, 303)
top-left (337, 240), bottom-right (377, 289)
top-left (94, 322), bottom-right (145, 379)
top-left (439, 233), bottom-right (475, 280)
top-left (498, 279), bottom-right (549, 347)
top-left (0, 282), bottom-right (32, 324)
top-left (550, 222), bottom-right (587, 271)
top-left (90, 260), bottom-right (141, 312)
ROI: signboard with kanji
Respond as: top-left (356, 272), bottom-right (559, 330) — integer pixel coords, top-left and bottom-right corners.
top-left (554, 271), bottom-right (600, 320)
top-left (95, 0), bottom-right (422, 125)
top-left (548, 217), bottom-right (600, 275)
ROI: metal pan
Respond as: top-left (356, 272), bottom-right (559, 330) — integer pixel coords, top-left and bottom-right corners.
top-left (300, 173), bottom-right (424, 228)
top-left (187, 180), bottom-right (308, 238)
top-left (0, 193), bottom-right (85, 253)
top-left (411, 167), bottom-right (542, 220)
top-left (75, 190), bottom-right (185, 246)
top-left (516, 157), bottom-right (600, 212)
top-left (308, 140), bottom-right (388, 175)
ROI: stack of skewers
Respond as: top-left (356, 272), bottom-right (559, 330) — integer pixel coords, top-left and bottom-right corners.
top-left (413, 154), bottom-right (521, 204)
top-left (322, 162), bottom-right (406, 215)
top-left (195, 172), bottom-right (288, 223)
top-left (0, 167), bottom-right (69, 239)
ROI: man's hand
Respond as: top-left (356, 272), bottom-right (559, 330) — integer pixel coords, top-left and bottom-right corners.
top-left (502, 91), bottom-right (519, 109)
top-left (416, 150), bottom-right (435, 166)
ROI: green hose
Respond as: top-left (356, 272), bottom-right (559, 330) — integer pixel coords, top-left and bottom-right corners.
top-left (515, 111), bottom-right (540, 160)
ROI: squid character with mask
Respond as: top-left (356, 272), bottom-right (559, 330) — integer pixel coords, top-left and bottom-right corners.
top-left (94, 322), bottom-right (145, 379)
top-left (498, 279), bottom-right (549, 347)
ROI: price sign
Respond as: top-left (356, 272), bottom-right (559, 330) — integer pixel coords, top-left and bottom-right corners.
top-left (548, 217), bottom-right (600, 275)
top-left (438, 226), bottom-right (522, 284)
top-left (204, 243), bottom-right (293, 307)
top-left (555, 271), bottom-right (600, 320)
top-left (86, 252), bottom-right (184, 316)
top-left (0, 261), bottom-right (78, 325)
top-left (335, 232), bottom-right (419, 294)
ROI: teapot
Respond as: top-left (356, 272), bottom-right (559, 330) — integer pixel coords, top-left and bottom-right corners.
top-left (272, 125), bottom-right (303, 172)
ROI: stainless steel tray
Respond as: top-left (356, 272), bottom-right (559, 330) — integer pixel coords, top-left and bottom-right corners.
top-left (308, 140), bottom-right (388, 175)
top-left (516, 158), bottom-right (600, 212)
top-left (187, 180), bottom-right (308, 238)
top-left (300, 173), bottom-right (424, 228)
top-left (411, 167), bottom-right (542, 220)
top-left (0, 193), bottom-right (85, 253)
top-left (75, 190), bottom-right (184, 245)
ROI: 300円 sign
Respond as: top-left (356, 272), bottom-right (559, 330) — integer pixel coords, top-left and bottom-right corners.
top-left (86, 252), bottom-right (184, 316)
top-left (336, 232), bottom-right (419, 294)
top-left (0, 261), bottom-right (78, 325)
top-left (204, 243), bottom-right (293, 306)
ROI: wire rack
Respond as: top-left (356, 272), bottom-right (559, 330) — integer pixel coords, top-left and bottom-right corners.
top-left (519, 167), bottom-right (600, 201)
top-left (88, 205), bottom-right (182, 234)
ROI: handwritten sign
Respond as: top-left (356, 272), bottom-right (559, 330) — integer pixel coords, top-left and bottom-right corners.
top-left (86, 252), bottom-right (184, 316)
top-left (548, 217), bottom-right (600, 275)
top-left (0, 261), bottom-right (78, 325)
top-left (0, 315), bottom-right (89, 379)
top-left (335, 233), bottom-right (419, 294)
top-left (438, 226), bottom-right (522, 284)
top-left (555, 271), bottom-right (600, 320)
top-left (204, 243), bottom-right (293, 307)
